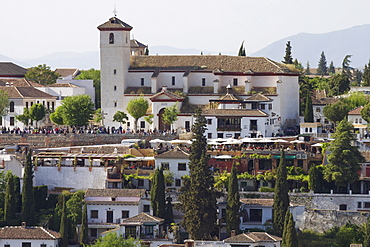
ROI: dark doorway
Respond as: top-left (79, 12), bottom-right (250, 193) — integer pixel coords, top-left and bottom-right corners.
top-left (106, 211), bottom-right (113, 223)
top-left (158, 108), bottom-right (170, 131)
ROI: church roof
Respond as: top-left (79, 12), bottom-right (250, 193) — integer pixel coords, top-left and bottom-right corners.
top-left (98, 17), bottom-right (133, 31)
top-left (130, 56), bottom-right (296, 74)
top-left (120, 213), bottom-right (163, 225)
top-left (244, 94), bottom-right (272, 102)
top-left (224, 232), bottom-right (282, 243)
top-left (0, 62), bottom-right (27, 77)
top-left (0, 225), bottom-right (61, 240)
top-left (130, 39), bottom-right (147, 48)
top-left (202, 109), bottom-right (268, 117)
top-left (149, 88), bottom-right (185, 102)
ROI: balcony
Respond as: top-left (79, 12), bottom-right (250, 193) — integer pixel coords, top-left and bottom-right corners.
top-left (217, 125), bottom-right (241, 131)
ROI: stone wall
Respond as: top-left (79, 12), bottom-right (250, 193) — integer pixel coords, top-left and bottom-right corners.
top-left (34, 166), bottom-right (107, 190)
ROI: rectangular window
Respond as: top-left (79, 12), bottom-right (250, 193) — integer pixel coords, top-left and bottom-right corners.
top-left (217, 133), bottom-right (224, 138)
top-left (114, 85), bottom-right (117, 91)
top-left (358, 202), bottom-right (362, 208)
top-left (175, 179), bottom-right (181, 187)
top-left (172, 76), bottom-right (175, 85)
top-left (41, 244), bottom-right (47, 247)
top-left (202, 78), bottom-right (206, 86)
top-left (10, 117), bottom-right (15, 126)
top-left (161, 162), bottom-right (169, 170)
top-left (114, 69), bottom-right (117, 74)
top-left (91, 210), bottom-right (98, 218)
top-left (138, 179), bottom-right (144, 187)
top-left (52, 102), bottom-right (55, 110)
top-left (250, 120), bottom-right (257, 131)
top-left (26, 102), bottom-right (29, 108)
top-left (114, 102), bottom-right (117, 107)
top-left (251, 103), bottom-right (258, 109)
top-left (207, 119), bottom-right (212, 125)
top-left (140, 121), bottom-right (145, 129)
top-left (364, 202), bottom-right (370, 208)
top-left (208, 133), bottom-right (212, 139)
top-left (268, 104), bottom-right (272, 110)
top-left (5, 245), bottom-right (10, 247)
top-left (185, 121), bottom-right (190, 129)
top-left (178, 163), bottom-right (186, 171)
top-left (250, 209), bottom-right (262, 222)
top-left (90, 228), bottom-right (98, 238)
top-left (22, 243), bottom-right (31, 247)
top-left (221, 208), bottom-right (226, 220)
top-left (144, 204), bottom-right (150, 212)
top-left (145, 225), bottom-right (154, 235)
top-left (141, 78), bottom-right (144, 86)
top-left (127, 122), bottom-right (130, 127)
top-left (126, 226), bottom-right (136, 238)
top-left (233, 78), bottom-right (238, 86)
top-left (122, 210), bottom-right (129, 218)
top-left (260, 104), bottom-right (265, 110)
top-left (47, 101), bottom-right (50, 109)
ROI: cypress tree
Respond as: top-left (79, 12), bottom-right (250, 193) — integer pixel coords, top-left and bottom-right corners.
top-left (363, 60), bottom-right (370, 86)
top-left (304, 61), bottom-right (311, 75)
top-left (80, 202), bottom-right (89, 245)
top-left (164, 196), bottom-right (174, 227)
top-left (60, 194), bottom-right (68, 247)
top-left (273, 149), bottom-right (289, 237)
top-left (304, 90), bottom-right (313, 123)
top-left (13, 175), bottom-right (21, 213)
top-left (317, 51), bottom-right (328, 76)
top-left (238, 41), bottom-right (246, 56)
top-left (179, 109), bottom-right (217, 240)
top-left (283, 41), bottom-right (293, 64)
top-left (150, 167), bottom-right (165, 218)
top-left (4, 171), bottom-right (16, 223)
top-left (282, 211), bottom-right (298, 247)
top-left (226, 163), bottom-right (240, 236)
top-left (22, 150), bottom-right (35, 225)
top-left (328, 61), bottom-right (336, 75)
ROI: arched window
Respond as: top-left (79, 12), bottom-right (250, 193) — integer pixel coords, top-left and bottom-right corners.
top-left (109, 33), bottom-right (114, 44)
top-left (10, 101), bottom-right (14, 112)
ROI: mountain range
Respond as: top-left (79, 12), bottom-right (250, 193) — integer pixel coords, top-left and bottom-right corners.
top-left (1, 24), bottom-right (370, 69)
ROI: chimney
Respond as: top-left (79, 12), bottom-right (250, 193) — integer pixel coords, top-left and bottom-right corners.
top-left (184, 239), bottom-right (195, 247)
top-left (162, 85), bottom-right (167, 92)
top-left (231, 230), bottom-right (236, 237)
top-left (22, 222), bottom-right (26, 229)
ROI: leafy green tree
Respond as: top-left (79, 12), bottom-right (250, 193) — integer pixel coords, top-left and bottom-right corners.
top-left (25, 64), bottom-right (59, 85)
top-left (80, 203), bottom-right (89, 245)
top-left (324, 119), bottom-right (365, 187)
top-left (29, 103), bottom-right (46, 128)
top-left (283, 41), bottom-right (293, 64)
top-left (238, 41), bottom-right (246, 56)
top-left (303, 90), bottom-right (313, 123)
top-left (66, 192), bottom-right (84, 239)
top-left (226, 163), bottom-right (240, 236)
top-left (16, 107), bottom-right (31, 126)
top-left (113, 111), bottom-right (128, 126)
top-left (361, 103), bottom-right (370, 123)
top-left (179, 110), bottom-right (217, 240)
top-left (304, 61), bottom-right (311, 75)
top-left (144, 114), bottom-right (154, 125)
top-left (273, 149), bottom-right (289, 237)
top-left (344, 92), bottom-right (369, 110)
top-left (353, 69), bottom-right (363, 86)
top-left (60, 195), bottom-right (68, 247)
top-left (342, 55), bottom-right (353, 80)
top-left (0, 90), bottom-right (9, 117)
top-left (293, 59), bottom-right (303, 72)
top-left (328, 61), bottom-right (336, 75)
top-left (126, 96), bottom-right (149, 131)
top-left (162, 103), bottom-right (179, 130)
top-left (93, 108), bottom-right (103, 125)
top-left (328, 73), bottom-right (350, 96)
top-left (363, 218), bottom-right (370, 247)
top-left (4, 171), bottom-right (16, 222)
top-left (34, 185), bottom-right (48, 211)
top-left (317, 51), bottom-right (328, 76)
top-left (150, 168), bottom-right (165, 219)
top-left (282, 211), bottom-right (298, 247)
top-left (76, 68), bottom-right (101, 108)
top-left (22, 150), bottom-right (35, 225)
top-left (323, 101), bottom-right (350, 125)
top-left (363, 60), bottom-right (370, 86)
top-left (87, 232), bottom-right (142, 247)
top-left (50, 95), bottom-right (95, 126)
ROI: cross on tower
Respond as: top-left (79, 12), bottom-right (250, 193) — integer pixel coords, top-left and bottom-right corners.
top-left (113, 6), bottom-right (118, 17)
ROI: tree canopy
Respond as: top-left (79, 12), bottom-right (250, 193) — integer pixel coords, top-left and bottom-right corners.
top-left (0, 90), bottom-right (9, 117)
top-left (323, 101), bottom-right (350, 125)
top-left (162, 103), bottom-right (179, 130)
top-left (87, 232), bottom-right (142, 247)
top-left (76, 69), bottom-right (101, 108)
top-left (25, 64), bottom-right (59, 85)
top-left (317, 51), bottom-right (328, 76)
top-left (50, 95), bottom-right (95, 126)
top-left (29, 103), bottom-right (46, 128)
top-left (363, 60), bottom-right (370, 86)
top-left (126, 97), bottom-right (149, 131)
top-left (113, 111), bottom-right (129, 126)
top-left (323, 119), bottom-right (365, 186)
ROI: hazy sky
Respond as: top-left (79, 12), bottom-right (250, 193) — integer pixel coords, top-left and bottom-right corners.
top-left (1, 0), bottom-right (370, 59)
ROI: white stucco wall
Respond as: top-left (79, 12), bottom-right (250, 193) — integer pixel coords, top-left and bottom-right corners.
top-left (0, 239), bottom-right (59, 247)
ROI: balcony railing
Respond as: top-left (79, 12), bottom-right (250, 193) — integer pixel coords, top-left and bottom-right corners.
top-left (217, 125), bottom-right (241, 131)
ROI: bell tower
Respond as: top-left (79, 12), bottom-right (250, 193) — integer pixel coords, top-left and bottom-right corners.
top-left (97, 16), bottom-right (132, 126)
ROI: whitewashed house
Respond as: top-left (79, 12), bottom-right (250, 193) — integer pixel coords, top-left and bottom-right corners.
top-left (98, 16), bottom-right (300, 136)
top-left (0, 223), bottom-right (60, 247)
top-left (223, 232), bottom-right (282, 247)
top-left (348, 106), bottom-right (367, 138)
top-left (84, 188), bottom-right (151, 240)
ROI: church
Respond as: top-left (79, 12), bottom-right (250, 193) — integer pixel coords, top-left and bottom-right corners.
top-left (98, 16), bottom-right (300, 138)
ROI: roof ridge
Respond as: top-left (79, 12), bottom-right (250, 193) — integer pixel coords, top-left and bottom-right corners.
top-left (13, 86), bottom-right (24, 98)
top-left (265, 232), bottom-right (279, 241)
top-left (40, 227), bottom-right (58, 239)
top-left (244, 232), bottom-right (256, 242)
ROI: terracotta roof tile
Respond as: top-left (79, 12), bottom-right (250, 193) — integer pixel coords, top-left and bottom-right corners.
top-left (202, 109), bottom-right (268, 117)
top-left (0, 226), bottom-right (61, 240)
top-left (47, 83), bottom-right (79, 88)
top-left (217, 94), bottom-right (240, 101)
top-left (150, 89), bottom-right (185, 101)
top-left (348, 106), bottom-right (364, 115)
top-left (0, 86), bottom-right (56, 99)
top-left (130, 39), bottom-right (147, 48)
top-left (120, 213), bottom-right (163, 225)
top-left (98, 17), bottom-right (133, 31)
top-left (130, 56), bottom-right (295, 74)
top-left (85, 188), bottom-right (146, 198)
top-left (0, 78), bottom-right (44, 87)
top-left (54, 69), bottom-right (78, 78)
top-left (244, 94), bottom-right (273, 102)
top-left (224, 232), bottom-right (281, 243)
top-left (155, 147), bottom-right (189, 159)
top-left (240, 198), bottom-right (274, 206)
top-left (0, 62), bottom-right (27, 77)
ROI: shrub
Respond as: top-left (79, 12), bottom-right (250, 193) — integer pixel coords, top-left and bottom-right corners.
top-left (259, 187), bottom-right (274, 192)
